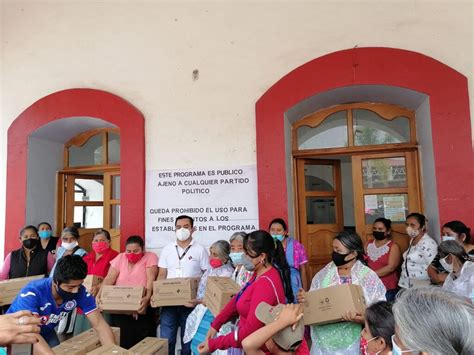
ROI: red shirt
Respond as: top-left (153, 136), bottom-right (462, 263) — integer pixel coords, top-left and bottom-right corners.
top-left (367, 240), bottom-right (399, 290)
top-left (208, 267), bottom-right (285, 352)
top-left (83, 248), bottom-right (119, 277)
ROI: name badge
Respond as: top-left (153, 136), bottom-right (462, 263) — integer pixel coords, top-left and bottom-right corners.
top-left (176, 267), bottom-right (183, 278)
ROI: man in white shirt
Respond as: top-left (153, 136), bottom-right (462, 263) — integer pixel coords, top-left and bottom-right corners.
top-left (158, 215), bottom-right (209, 355)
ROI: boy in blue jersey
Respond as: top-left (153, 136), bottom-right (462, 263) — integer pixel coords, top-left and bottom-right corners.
top-left (7, 255), bottom-right (115, 353)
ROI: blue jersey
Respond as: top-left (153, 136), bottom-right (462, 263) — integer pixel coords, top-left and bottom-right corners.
top-left (7, 278), bottom-right (97, 338)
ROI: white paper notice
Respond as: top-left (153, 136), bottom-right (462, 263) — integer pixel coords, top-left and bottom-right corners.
top-left (145, 165), bottom-right (259, 253)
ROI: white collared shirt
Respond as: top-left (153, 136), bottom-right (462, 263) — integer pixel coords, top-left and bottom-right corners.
top-left (158, 239), bottom-right (209, 278)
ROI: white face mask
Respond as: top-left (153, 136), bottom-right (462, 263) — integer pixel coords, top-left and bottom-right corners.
top-left (406, 226), bottom-right (419, 238)
top-left (62, 241), bottom-right (78, 251)
top-left (176, 228), bottom-right (191, 241)
top-left (439, 255), bottom-right (453, 273)
top-left (442, 235), bottom-right (457, 242)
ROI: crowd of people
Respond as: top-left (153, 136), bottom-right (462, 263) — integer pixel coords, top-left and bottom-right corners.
top-left (0, 214), bottom-right (472, 354)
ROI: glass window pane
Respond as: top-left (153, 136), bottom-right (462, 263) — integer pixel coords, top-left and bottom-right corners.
top-left (297, 111), bottom-right (348, 149)
top-left (362, 157), bottom-right (406, 188)
top-left (364, 194), bottom-right (408, 224)
top-left (74, 206), bottom-right (103, 228)
top-left (112, 175), bottom-right (120, 199)
top-left (74, 179), bottom-right (104, 202)
top-left (108, 132), bottom-right (120, 164)
top-left (305, 165), bottom-right (334, 191)
top-left (353, 109), bottom-right (410, 146)
top-left (68, 134), bottom-right (103, 167)
top-left (111, 205), bottom-right (120, 229)
top-left (306, 197), bottom-right (336, 224)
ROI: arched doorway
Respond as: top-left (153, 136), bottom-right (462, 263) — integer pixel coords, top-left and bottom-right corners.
top-left (293, 102), bottom-right (422, 276)
top-left (5, 89), bottom-right (145, 255)
top-left (255, 47), bottom-right (474, 282)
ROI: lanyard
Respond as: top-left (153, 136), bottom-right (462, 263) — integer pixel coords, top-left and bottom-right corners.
top-left (175, 244), bottom-right (192, 261)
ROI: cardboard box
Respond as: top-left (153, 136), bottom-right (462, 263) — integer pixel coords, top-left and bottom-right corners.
top-left (303, 284), bottom-right (366, 326)
top-left (410, 278), bottom-right (431, 288)
top-left (129, 337), bottom-right (168, 355)
top-left (204, 277), bottom-right (241, 316)
top-left (53, 327), bottom-right (120, 355)
top-left (150, 278), bottom-right (199, 307)
top-left (86, 345), bottom-right (130, 354)
top-left (0, 274), bottom-right (45, 305)
top-left (10, 343), bottom-right (32, 355)
top-left (99, 285), bottom-right (144, 314)
top-left (83, 275), bottom-right (104, 292)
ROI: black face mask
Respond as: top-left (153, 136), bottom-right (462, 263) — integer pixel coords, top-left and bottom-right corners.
top-left (332, 251), bottom-right (356, 267)
top-left (372, 231), bottom-right (386, 240)
top-left (55, 282), bottom-right (78, 302)
top-left (22, 238), bottom-right (38, 250)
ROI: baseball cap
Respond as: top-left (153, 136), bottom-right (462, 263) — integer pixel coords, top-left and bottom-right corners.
top-left (255, 302), bottom-right (304, 352)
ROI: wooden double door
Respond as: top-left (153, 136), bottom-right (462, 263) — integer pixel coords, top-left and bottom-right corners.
top-left (295, 151), bottom-right (422, 284)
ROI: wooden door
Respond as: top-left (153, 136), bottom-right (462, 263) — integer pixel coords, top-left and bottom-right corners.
top-left (352, 151), bottom-right (422, 252)
top-left (296, 159), bottom-right (344, 285)
top-left (64, 174), bottom-right (104, 251)
top-left (103, 171), bottom-right (121, 251)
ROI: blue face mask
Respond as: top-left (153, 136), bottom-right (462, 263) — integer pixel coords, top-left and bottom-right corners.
top-left (391, 335), bottom-right (414, 355)
top-left (229, 252), bottom-right (244, 265)
top-left (39, 230), bottom-right (52, 239)
top-left (272, 234), bottom-right (285, 242)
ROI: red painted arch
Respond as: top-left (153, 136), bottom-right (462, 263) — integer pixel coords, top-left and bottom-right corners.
top-left (5, 88), bottom-right (145, 254)
top-left (256, 47), bottom-right (473, 229)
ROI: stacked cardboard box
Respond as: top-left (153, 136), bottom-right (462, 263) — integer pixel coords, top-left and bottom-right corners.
top-left (303, 284), bottom-right (366, 326)
top-left (129, 337), bottom-right (168, 355)
top-left (99, 286), bottom-right (144, 314)
top-left (150, 278), bottom-right (199, 307)
top-left (204, 277), bottom-right (241, 316)
top-left (83, 275), bottom-right (104, 292)
top-left (0, 275), bottom-right (45, 305)
top-left (53, 327), bottom-right (120, 354)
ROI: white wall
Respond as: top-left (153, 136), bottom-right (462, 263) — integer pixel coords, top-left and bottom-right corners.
top-left (26, 137), bottom-right (63, 229)
top-left (0, 0), bottom-right (472, 257)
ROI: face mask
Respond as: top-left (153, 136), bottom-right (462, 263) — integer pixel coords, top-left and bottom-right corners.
top-left (439, 255), bottom-right (453, 273)
top-left (391, 335), bottom-right (414, 354)
top-left (442, 235), bottom-right (457, 242)
top-left (229, 252), bottom-right (244, 265)
top-left (22, 238), bottom-right (38, 250)
top-left (176, 228), bottom-right (191, 241)
top-left (242, 255), bottom-right (256, 271)
top-left (126, 252), bottom-right (144, 264)
top-left (62, 241), bottom-right (78, 251)
top-left (332, 251), bottom-right (355, 267)
top-left (92, 241), bottom-right (110, 254)
top-left (372, 231), bottom-right (386, 240)
top-left (39, 230), bottom-right (52, 239)
top-left (271, 234), bottom-right (285, 242)
top-left (406, 226), bottom-right (419, 238)
top-left (55, 282), bottom-right (78, 302)
top-left (210, 258), bottom-right (223, 269)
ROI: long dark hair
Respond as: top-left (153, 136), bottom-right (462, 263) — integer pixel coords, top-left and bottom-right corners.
top-left (243, 230), bottom-right (294, 303)
top-left (443, 220), bottom-right (471, 244)
top-left (335, 230), bottom-right (366, 264)
top-left (365, 301), bottom-right (395, 349)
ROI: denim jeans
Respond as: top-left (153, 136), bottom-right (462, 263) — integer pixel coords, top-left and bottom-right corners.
top-left (160, 306), bottom-right (193, 355)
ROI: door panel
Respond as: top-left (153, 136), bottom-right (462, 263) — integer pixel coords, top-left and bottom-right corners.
top-left (296, 159), bottom-right (344, 285)
top-left (57, 170), bottom-right (120, 252)
top-left (352, 151), bottom-right (421, 252)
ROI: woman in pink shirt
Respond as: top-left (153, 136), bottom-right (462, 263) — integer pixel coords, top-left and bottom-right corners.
top-left (198, 230), bottom-right (294, 354)
top-left (100, 235), bottom-right (158, 349)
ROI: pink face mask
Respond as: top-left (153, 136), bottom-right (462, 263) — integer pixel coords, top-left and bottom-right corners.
top-left (126, 252), bottom-right (144, 264)
top-left (92, 241), bottom-right (110, 254)
top-left (209, 258), bottom-right (223, 269)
